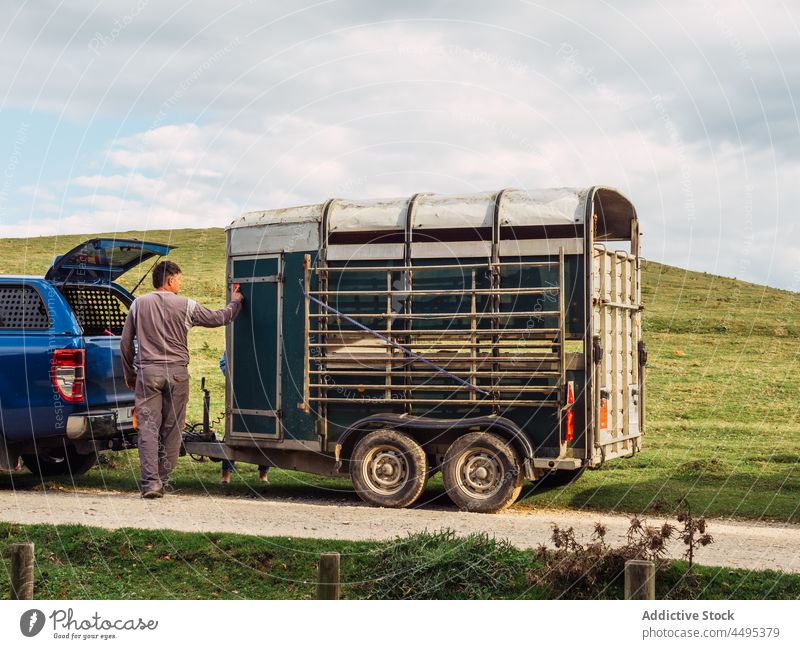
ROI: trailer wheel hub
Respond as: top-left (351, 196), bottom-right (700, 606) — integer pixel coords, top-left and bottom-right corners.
top-left (362, 446), bottom-right (407, 496)
top-left (456, 449), bottom-right (503, 499)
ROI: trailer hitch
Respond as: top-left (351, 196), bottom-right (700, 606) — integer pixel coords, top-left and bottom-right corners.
top-left (181, 377), bottom-right (218, 446)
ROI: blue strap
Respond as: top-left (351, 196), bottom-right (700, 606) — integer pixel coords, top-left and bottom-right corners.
top-left (300, 280), bottom-right (489, 396)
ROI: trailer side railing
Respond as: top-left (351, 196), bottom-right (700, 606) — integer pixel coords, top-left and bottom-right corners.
top-left (303, 254), bottom-right (570, 410)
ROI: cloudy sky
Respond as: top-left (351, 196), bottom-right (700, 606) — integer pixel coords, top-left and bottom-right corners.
top-left (1, 0), bottom-right (798, 289)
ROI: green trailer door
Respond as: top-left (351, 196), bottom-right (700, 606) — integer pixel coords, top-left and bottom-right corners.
top-left (228, 255), bottom-right (282, 441)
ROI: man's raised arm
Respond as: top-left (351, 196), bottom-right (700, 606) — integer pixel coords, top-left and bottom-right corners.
top-left (188, 289), bottom-right (244, 328)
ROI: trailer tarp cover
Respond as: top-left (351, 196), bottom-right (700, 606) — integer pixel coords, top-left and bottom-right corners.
top-left (226, 186), bottom-right (636, 256)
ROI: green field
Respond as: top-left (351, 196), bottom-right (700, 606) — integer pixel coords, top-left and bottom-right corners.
top-left (2, 523), bottom-right (798, 599)
top-left (1, 228), bottom-right (799, 521)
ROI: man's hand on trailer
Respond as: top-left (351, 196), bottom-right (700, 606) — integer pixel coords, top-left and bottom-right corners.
top-left (232, 283), bottom-right (245, 303)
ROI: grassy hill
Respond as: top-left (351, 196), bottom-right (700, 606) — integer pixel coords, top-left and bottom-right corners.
top-left (1, 228), bottom-right (798, 521)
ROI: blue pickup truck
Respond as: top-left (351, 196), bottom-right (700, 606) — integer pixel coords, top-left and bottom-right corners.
top-left (0, 238), bottom-right (173, 476)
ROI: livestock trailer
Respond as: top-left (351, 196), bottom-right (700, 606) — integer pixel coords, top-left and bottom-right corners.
top-left (185, 186), bottom-right (645, 512)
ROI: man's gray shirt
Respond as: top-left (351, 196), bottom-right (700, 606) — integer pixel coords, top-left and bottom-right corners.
top-left (121, 290), bottom-right (241, 383)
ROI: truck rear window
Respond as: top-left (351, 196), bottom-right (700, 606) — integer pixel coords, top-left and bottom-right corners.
top-left (60, 286), bottom-right (130, 336)
top-left (0, 285), bottom-right (50, 329)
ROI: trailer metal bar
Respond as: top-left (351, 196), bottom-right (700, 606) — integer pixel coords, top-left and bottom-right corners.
top-left (308, 383), bottom-right (559, 393)
top-left (318, 260), bottom-right (560, 272)
top-left (309, 310), bottom-right (561, 319)
top-left (469, 269), bottom-right (478, 401)
top-left (310, 328), bottom-right (561, 336)
top-left (314, 355), bottom-right (560, 362)
top-left (231, 274), bottom-right (281, 284)
top-left (308, 287), bottom-right (560, 296)
top-left (302, 254), bottom-right (311, 410)
top-left (311, 341), bottom-right (559, 348)
top-left (309, 369), bottom-right (561, 377)
top-left (309, 397), bottom-right (558, 406)
top-left (598, 300), bottom-right (643, 311)
top-left (232, 408), bottom-right (278, 417)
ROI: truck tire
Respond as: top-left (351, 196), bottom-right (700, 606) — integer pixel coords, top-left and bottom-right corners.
top-left (442, 432), bottom-right (524, 513)
top-left (350, 428), bottom-right (427, 508)
top-left (22, 444), bottom-right (97, 477)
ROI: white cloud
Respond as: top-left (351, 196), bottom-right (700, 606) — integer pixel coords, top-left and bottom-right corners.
top-left (2, 1), bottom-right (798, 289)
top-left (19, 185), bottom-right (57, 201)
top-left (72, 173), bottom-right (166, 194)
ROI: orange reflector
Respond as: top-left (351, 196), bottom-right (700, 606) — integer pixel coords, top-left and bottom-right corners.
top-left (132, 409), bottom-right (138, 431)
top-left (565, 408), bottom-right (575, 442)
top-left (565, 380), bottom-right (575, 442)
top-left (599, 397), bottom-right (609, 431)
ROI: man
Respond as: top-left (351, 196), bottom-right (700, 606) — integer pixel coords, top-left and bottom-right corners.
top-left (121, 260), bottom-right (244, 499)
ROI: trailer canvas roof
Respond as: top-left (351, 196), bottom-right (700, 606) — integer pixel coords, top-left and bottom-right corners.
top-left (227, 186), bottom-right (636, 256)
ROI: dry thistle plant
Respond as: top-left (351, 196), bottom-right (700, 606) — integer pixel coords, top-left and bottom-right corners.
top-left (533, 499), bottom-right (711, 598)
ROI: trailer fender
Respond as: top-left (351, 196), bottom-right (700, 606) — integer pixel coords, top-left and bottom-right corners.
top-left (334, 414), bottom-right (537, 479)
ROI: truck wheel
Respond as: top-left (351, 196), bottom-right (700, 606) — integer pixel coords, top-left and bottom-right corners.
top-left (22, 445), bottom-right (97, 477)
top-left (442, 432), bottom-right (524, 513)
top-left (350, 429), bottom-right (427, 508)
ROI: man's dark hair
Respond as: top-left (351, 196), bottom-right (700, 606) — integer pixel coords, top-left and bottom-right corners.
top-left (152, 260), bottom-right (182, 288)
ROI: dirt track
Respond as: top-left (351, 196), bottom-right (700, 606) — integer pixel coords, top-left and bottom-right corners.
top-left (2, 487), bottom-right (800, 574)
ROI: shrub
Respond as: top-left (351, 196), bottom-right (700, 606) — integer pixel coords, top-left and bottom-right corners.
top-left (360, 529), bottom-right (531, 599)
top-left (533, 518), bottom-right (675, 598)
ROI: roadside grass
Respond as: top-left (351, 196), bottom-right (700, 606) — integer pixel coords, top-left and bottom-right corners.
top-left (0, 522), bottom-right (376, 600)
top-left (2, 523), bottom-right (799, 600)
top-left (1, 228), bottom-right (799, 521)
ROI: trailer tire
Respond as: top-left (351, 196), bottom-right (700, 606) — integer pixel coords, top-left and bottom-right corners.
top-left (350, 429), bottom-right (427, 509)
top-left (22, 444), bottom-right (97, 478)
top-left (442, 432), bottom-right (524, 513)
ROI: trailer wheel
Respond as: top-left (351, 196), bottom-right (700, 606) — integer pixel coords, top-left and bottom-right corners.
top-left (350, 429), bottom-right (427, 508)
top-left (442, 432), bottom-right (524, 513)
top-left (22, 444), bottom-right (97, 477)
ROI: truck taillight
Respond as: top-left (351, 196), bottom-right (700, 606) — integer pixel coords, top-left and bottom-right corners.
top-left (132, 408), bottom-right (138, 430)
top-left (51, 349), bottom-right (85, 402)
top-left (565, 381), bottom-right (575, 442)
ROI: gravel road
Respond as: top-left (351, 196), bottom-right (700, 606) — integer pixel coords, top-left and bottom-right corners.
top-left (2, 488), bottom-right (799, 574)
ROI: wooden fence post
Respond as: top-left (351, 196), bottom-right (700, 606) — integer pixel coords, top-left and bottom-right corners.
top-left (11, 542), bottom-right (35, 600)
top-left (317, 552), bottom-right (340, 600)
top-left (625, 559), bottom-right (655, 600)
